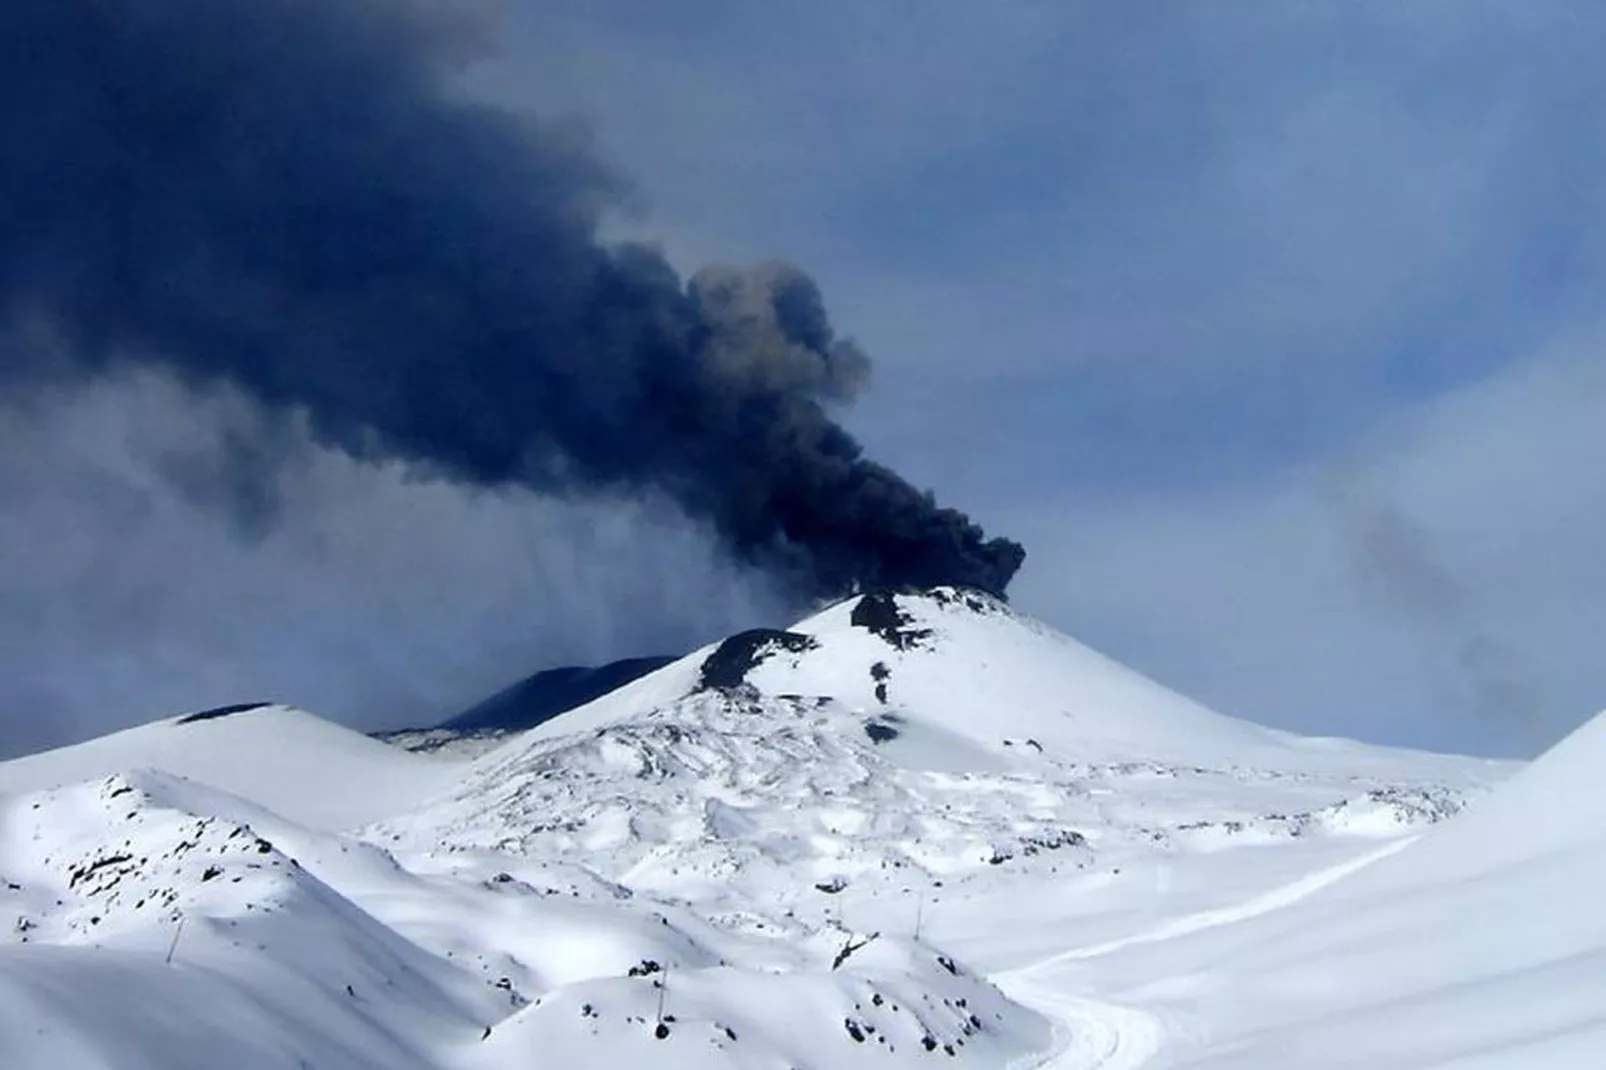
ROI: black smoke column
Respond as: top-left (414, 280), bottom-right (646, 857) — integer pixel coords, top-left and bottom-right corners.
top-left (0, 0), bottom-right (1024, 598)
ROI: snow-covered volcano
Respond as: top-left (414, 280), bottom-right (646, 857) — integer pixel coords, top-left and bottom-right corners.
top-left (502, 585), bottom-right (1296, 764)
top-left (0, 586), bottom-right (1560, 1069)
top-left (377, 589), bottom-right (1493, 899)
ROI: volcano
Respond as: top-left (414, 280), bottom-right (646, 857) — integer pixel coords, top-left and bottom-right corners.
top-left (0, 586), bottom-right (1556, 1070)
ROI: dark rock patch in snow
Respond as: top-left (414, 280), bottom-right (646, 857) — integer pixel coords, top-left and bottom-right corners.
top-left (851, 592), bottom-right (935, 650)
top-left (864, 718), bottom-right (902, 744)
top-left (698, 630), bottom-right (819, 691)
top-left (929, 587), bottom-right (1007, 615)
top-left (175, 702), bottom-right (272, 725)
top-left (871, 660), bottom-right (892, 703)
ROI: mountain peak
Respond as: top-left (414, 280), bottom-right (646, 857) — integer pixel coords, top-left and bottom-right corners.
top-left (687, 588), bottom-right (1011, 697)
top-left (699, 582), bottom-right (1284, 768)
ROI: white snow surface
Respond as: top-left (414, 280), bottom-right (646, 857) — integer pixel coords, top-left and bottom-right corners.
top-left (0, 704), bottom-right (457, 829)
top-left (7, 586), bottom-right (1588, 1069)
top-left (1087, 706), bottom-right (1606, 1070)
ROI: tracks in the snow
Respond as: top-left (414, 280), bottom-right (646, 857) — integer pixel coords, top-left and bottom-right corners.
top-left (992, 837), bottom-right (1418, 1068)
top-left (995, 970), bottom-right (1162, 1069)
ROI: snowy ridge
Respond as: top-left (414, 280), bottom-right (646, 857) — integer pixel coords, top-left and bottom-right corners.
top-left (0, 703), bottom-right (459, 829)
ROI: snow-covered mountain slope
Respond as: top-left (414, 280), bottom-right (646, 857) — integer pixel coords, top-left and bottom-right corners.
top-left (0, 704), bottom-right (458, 829)
top-left (0, 772), bottom-right (1049, 1068)
top-left (0, 587), bottom-right (1535, 1068)
top-left (0, 769), bottom-right (505, 1070)
top-left (476, 588), bottom-right (1488, 777)
top-left (377, 590), bottom-right (1500, 909)
top-left (1063, 705), bottom-right (1606, 1070)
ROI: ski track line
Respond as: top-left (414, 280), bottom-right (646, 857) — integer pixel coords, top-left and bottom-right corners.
top-left (997, 977), bottom-right (1162, 1070)
top-left (993, 835), bottom-right (1418, 1068)
top-left (1047, 835), bottom-right (1418, 964)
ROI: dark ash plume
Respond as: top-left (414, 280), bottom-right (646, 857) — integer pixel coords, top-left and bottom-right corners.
top-left (0, 0), bottom-right (1023, 599)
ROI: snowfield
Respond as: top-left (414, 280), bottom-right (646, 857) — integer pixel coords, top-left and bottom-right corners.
top-left (0, 703), bottom-right (460, 829)
top-left (8, 586), bottom-right (1594, 1068)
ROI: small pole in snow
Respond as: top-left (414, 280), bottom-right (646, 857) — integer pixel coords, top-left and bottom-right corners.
top-left (913, 894), bottom-right (924, 943)
top-left (653, 963), bottom-right (671, 1039)
top-left (165, 914), bottom-right (186, 965)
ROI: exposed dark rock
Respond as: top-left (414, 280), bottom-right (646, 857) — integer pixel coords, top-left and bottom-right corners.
top-left (67, 853), bottom-right (133, 889)
top-left (930, 587), bottom-right (1006, 614)
top-left (698, 629), bottom-right (818, 691)
top-left (864, 720), bottom-right (900, 744)
top-left (850, 592), bottom-right (934, 650)
top-left (831, 932), bottom-right (877, 970)
top-left (1020, 830), bottom-right (1086, 855)
top-left (175, 702), bottom-right (271, 725)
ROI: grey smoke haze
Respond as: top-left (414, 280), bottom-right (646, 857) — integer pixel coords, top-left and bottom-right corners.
top-left (0, 0), bottom-right (1022, 605)
top-left (0, 369), bottom-right (790, 757)
top-left (1337, 490), bottom-right (1546, 745)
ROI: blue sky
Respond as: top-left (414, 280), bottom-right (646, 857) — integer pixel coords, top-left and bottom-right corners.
top-left (4, 2), bottom-right (1604, 757)
top-left (471, 2), bottom-right (1606, 755)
